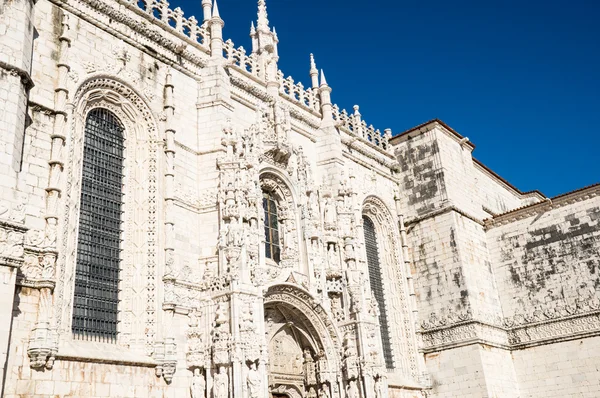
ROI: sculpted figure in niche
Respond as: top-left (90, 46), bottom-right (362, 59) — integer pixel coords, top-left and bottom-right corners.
top-left (327, 244), bottom-right (338, 268)
top-left (215, 302), bottom-right (229, 330)
top-left (318, 383), bottom-right (330, 398)
top-left (308, 192), bottom-right (319, 220)
top-left (323, 197), bottom-right (336, 225)
top-left (190, 368), bottom-right (205, 398)
top-left (213, 366), bottom-right (229, 398)
top-left (374, 377), bottom-right (383, 398)
top-left (240, 302), bottom-right (254, 332)
top-left (346, 380), bottom-right (359, 398)
top-left (246, 362), bottom-right (261, 398)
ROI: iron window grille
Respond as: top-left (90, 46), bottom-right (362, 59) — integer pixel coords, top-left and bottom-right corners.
top-left (263, 191), bottom-right (281, 263)
top-left (363, 215), bottom-right (394, 369)
top-left (72, 108), bottom-right (124, 343)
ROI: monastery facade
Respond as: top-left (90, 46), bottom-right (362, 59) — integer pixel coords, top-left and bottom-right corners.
top-left (1, 0), bottom-right (599, 397)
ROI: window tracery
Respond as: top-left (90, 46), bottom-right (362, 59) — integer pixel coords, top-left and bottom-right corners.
top-left (263, 190), bottom-right (281, 263)
top-left (72, 108), bottom-right (124, 342)
top-left (363, 215), bottom-right (394, 369)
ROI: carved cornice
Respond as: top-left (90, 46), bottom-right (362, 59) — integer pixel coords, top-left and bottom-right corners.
top-left (420, 309), bottom-right (600, 352)
top-left (420, 321), bottom-right (510, 353)
top-left (405, 205), bottom-right (484, 228)
top-left (0, 60), bottom-right (35, 90)
top-left (484, 183), bottom-right (600, 230)
top-left (508, 310), bottom-right (600, 349)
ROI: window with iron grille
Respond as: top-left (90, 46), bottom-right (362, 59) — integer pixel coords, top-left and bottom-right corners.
top-left (72, 108), bottom-right (124, 342)
top-left (263, 191), bottom-right (281, 263)
top-left (363, 215), bottom-right (394, 369)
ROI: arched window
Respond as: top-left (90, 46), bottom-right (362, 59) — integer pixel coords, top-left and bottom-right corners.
top-left (263, 191), bottom-right (281, 263)
top-left (72, 108), bottom-right (125, 342)
top-left (363, 215), bottom-right (394, 369)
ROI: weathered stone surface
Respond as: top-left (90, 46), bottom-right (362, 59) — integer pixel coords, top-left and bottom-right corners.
top-left (0, 0), bottom-right (598, 397)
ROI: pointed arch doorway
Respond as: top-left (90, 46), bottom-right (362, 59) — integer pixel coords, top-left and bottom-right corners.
top-left (264, 284), bottom-right (342, 398)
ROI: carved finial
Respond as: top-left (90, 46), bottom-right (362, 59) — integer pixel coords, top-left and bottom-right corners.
top-left (257, 0), bottom-right (269, 31)
top-left (310, 54), bottom-right (317, 71)
top-left (353, 105), bottom-right (360, 115)
top-left (250, 21), bottom-right (256, 35)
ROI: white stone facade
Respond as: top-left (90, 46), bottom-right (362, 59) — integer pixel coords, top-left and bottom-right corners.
top-left (0, 0), bottom-right (598, 397)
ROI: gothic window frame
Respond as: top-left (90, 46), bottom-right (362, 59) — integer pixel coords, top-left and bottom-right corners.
top-left (72, 107), bottom-right (125, 342)
top-left (263, 190), bottom-right (281, 263)
top-left (362, 214), bottom-right (394, 369)
top-left (362, 196), bottom-right (415, 376)
top-left (57, 77), bottom-right (159, 352)
top-left (259, 171), bottom-right (300, 271)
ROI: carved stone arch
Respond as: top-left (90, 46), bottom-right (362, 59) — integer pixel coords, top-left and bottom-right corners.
top-left (264, 284), bottom-right (342, 386)
top-left (361, 195), bottom-right (417, 377)
top-left (56, 75), bottom-right (160, 354)
top-left (259, 166), bottom-right (299, 208)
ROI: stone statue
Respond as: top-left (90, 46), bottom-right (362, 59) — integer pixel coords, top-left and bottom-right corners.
top-left (246, 362), bottom-right (261, 398)
top-left (190, 368), bottom-right (205, 398)
top-left (215, 302), bottom-right (229, 329)
top-left (240, 302), bottom-right (254, 332)
top-left (323, 197), bottom-right (335, 225)
top-left (346, 380), bottom-right (359, 398)
top-left (374, 377), bottom-right (383, 398)
top-left (213, 366), bottom-right (229, 398)
top-left (318, 383), bottom-right (330, 398)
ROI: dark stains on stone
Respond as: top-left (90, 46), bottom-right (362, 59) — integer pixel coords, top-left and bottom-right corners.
top-left (452, 269), bottom-right (464, 288)
top-left (397, 136), bottom-right (446, 216)
top-left (508, 261), bottom-right (521, 285)
top-left (505, 207), bottom-right (600, 298)
top-left (460, 290), bottom-right (469, 307)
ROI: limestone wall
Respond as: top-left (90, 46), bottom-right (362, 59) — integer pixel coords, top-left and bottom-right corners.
top-left (512, 336), bottom-right (600, 398)
top-left (488, 187), bottom-right (600, 325)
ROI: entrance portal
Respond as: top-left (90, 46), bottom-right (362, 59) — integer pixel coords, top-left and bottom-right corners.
top-left (265, 305), bottom-right (317, 398)
top-left (263, 284), bottom-right (342, 398)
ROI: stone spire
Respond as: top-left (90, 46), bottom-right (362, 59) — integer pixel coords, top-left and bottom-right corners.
top-left (257, 0), bottom-right (269, 31)
top-left (251, 0), bottom-right (278, 56)
top-left (212, 0), bottom-right (220, 18)
top-left (250, 0), bottom-right (279, 89)
top-left (310, 54), bottom-right (319, 88)
top-left (319, 69), bottom-right (333, 124)
top-left (209, 0), bottom-right (224, 58)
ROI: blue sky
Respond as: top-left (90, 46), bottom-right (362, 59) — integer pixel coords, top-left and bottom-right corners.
top-left (169, 0), bottom-right (599, 197)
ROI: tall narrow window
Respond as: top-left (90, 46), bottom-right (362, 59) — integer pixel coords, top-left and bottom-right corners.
top-left (363, 215), bottom-right (394, 369)
top-left (72, 108), bottom-right (125, 342)
top-left (263, 191), bottom-right (280, 263)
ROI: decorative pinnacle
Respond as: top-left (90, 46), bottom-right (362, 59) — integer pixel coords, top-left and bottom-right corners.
top-left (320, 69), bottom-right (328, 87)
top-left (310, 54), bottom-right (318, 73)
top-left (257, 0), bottom-right (270, 31)
top-left (212, 0), bottom-right (220, 18)
top-left (250, 21), bottom-right (256, 35)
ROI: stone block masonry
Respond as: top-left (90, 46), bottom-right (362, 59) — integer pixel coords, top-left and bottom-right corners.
top-left (0, 0), bottom-right (598, 397)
